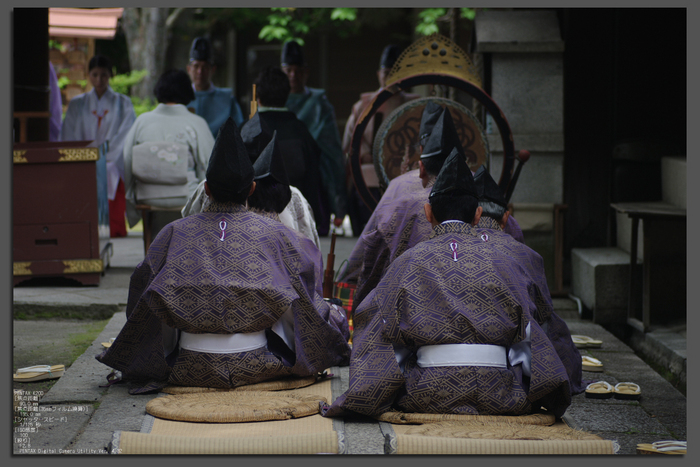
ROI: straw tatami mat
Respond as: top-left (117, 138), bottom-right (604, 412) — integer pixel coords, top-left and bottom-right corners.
top-left (382, 419), bottom-right (617, 454)
top-left (113, 431), bottom-right (339, 455)
top-left (146, 391), bottom-right (325, 423)
top-left (396, 420), bottom-right (601, 440)
top-left (384, 436), bottom-right (618, 455)
top-left (162, 375), bottom-right (317, 394)
top-left (377, 411), bottom-right (556, 426)
top-left (111, 376), bottom-right (344, 454)
top-left (148, 413), bottom-right (334, 438)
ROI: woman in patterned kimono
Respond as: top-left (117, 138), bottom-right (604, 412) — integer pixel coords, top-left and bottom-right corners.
top-left (60, 55), bottom-right (136, 237)
top-left (122, 69), bottom-right (215, 241)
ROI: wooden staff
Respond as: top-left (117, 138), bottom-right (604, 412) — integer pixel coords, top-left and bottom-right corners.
top-left (323, 231), bottom-right (337, 298)
top-left (250, 84), bottom-right (258, 119)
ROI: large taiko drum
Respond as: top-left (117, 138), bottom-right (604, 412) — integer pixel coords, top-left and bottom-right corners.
top-left (348, 33), bottom-right (516, 210)
top-left (372, 97), bottom-right (490, 191)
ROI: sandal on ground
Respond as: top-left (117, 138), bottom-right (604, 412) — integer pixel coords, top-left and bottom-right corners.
top-left (614, 382), bottom-right (641, 400)
top-left (99, 370), bottom-right (123, 388)
top-left (101, 337), bottom-right (116, 348)
top-left (637, 440), bottom-right (686, 455)
top-left (13, 365), bottom-right (65, 383)
top-left (585, 381), bottom-right (614, 399)
top-left (582, 355), bottom-right (604, 372)
top-left (571, 335), bottom-right (603, 349)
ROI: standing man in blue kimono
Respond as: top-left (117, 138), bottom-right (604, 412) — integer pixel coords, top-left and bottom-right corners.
top-left (322, 148), bottom-right (583, 419)
top-left (281, 40), bottom-right (347, 236)
top-left (96, 118), bottom-right (350, 394)
top-left (186, 37), bottom-right (245, 137)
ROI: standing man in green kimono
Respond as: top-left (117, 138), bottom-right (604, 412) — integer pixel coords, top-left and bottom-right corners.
top-left (281, 40), bottom-right (347, 236)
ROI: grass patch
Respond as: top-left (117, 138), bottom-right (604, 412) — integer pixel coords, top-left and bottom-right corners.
top-left (13, 304), bottom-right (118, 321)
top-left (67, 319), bottom-right (111, 361)
top-left (13, 318), bottom-right (111, 395)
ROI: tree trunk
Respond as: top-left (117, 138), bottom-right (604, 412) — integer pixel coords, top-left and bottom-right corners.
top-left (121, 8), bottom-right (173, 100)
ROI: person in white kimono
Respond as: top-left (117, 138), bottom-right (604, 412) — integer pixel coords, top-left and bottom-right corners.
top-left (60, 55), bottom-right (136, 238)
top-left (123, 69), bottom-right (215, 244)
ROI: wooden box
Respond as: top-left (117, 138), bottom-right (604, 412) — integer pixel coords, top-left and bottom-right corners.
top-left (13, 141), bottom-right (105, 285)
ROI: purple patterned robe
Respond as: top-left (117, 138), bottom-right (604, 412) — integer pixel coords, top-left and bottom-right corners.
top-left (249, 208), bottom-right (324, 296)
top-left (338, 169), bottom-right (525, 313)
top-left (97, 201), bottom-right (350, 393)
top-left (323, 222), bottom-right (582, 419)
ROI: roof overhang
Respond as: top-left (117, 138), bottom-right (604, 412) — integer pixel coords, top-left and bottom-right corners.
top-left (49, 7), bottom-right (124, 39)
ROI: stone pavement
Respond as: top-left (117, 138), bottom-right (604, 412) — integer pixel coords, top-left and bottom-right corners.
top-left (12, 232), bottom-right (688, 456)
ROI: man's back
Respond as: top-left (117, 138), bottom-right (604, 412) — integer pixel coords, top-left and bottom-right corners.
top-left (325, 221), bottom-right (581, 418)
top-left (344, 171), bottom-right (432, 312)
top-left (340, 169), bottom-right (525, 307)
top-left (97, 202), bottom-right (350, 392)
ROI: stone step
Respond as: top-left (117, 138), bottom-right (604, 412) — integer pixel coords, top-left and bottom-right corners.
top-left (661, 156), bottom-right (686, 208)
top-left (571, 247), bottom-right (641, 325)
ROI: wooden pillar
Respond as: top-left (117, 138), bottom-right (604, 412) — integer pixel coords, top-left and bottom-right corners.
top-left (13, 8), bottom-right (50, 142)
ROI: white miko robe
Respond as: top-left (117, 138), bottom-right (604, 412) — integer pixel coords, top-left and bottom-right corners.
top-left (59, 86), bottom-right (136, 200)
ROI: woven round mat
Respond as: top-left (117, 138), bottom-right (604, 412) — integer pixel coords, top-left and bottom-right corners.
top-left (161, 375), bottom-right (317, 395)
top-left (403, 420), bottom-right (602, 441)
top-left (146, 391), bottom-right (326, 423)
top-left (377, 411), bottom-right (556, 426)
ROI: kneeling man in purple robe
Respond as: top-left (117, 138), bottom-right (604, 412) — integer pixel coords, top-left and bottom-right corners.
top-left (322, 148), bottom-right (583, 419)
top-left (97, 118), bottom-right (350, 394)
top-left (339, 104), bottom-right (524, 320)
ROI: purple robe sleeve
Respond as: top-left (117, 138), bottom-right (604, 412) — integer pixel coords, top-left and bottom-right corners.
top-left (504, 214), bottom-right (525, 243)
top-left (97, 224), bottom-right (175, 382)
top-left (352, 228), bottom-right (391, 315)
top-left (48, 62), bottom-right (62, 141)
top-left (323, 285), bottom-right (404, 417)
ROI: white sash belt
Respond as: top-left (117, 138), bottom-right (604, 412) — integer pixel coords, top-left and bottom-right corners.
top-left (180, 330), bottom-right (267, 354)
top-left (416, 344), bottom-right (508, 368)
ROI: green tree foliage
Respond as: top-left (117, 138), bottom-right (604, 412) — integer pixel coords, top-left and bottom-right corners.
top-left (416, 8), bottom-right (446, 36)
top-left (258, 7), bottom-right (359, 44)
top-left (130, 97), bottom-right (158, 117)
top-left (108, 69), bottom-right (157, 116)
top-left (186, 7), bottom-right (474, 46)
top-left (109, 69), bottom-right (149, 95)
top-left (252, 7), bottom-right (475, 43)
top-left (415, 8), bottom-right (476, 36)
